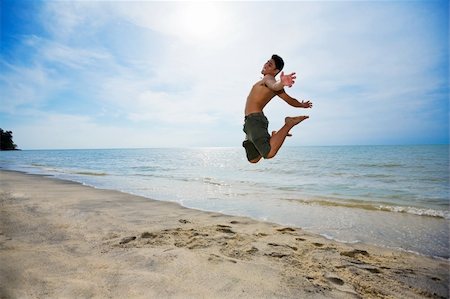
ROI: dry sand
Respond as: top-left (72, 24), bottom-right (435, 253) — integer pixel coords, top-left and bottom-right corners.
top-left (0, 170), bottom-right (448, 298)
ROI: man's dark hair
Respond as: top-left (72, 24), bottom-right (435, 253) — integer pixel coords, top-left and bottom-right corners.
top-left (272, 54), bottom-right (284, 72)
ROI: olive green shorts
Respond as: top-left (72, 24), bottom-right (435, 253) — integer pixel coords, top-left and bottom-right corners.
top-left (242, 112), bottom-right (271, 161)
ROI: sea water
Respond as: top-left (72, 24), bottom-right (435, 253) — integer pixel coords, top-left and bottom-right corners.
top-left (1, 145), bottom-right (448, 258)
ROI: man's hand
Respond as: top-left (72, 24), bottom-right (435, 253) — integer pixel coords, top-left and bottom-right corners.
top-left (280, 71), bottom-right (296, 88)
top-left (301, 100), bottom-right (313, 108)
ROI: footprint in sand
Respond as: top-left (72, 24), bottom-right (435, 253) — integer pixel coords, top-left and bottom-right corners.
top-left (324, 274), bottom-right (359, 296)
top-left (141, 232), bottom-right (157, 238)
top-left (325, 274), bottom-right (345, 286)
top-left (246, 246), bottom-right (259, 255)
top-left (220, 245), bottom-right (259, 261)
top-left (431, 276), bottom-right (441, 281)
top-left (277, 227), bottom-right (296, 233)
top-left (362, 266), bottom-right (381, 274)
top-left (265, 252), bottom-right (290, 258)
top-left (208, 254), bottom-right (237, 264)
top-left (268, 242), bottom-right (298, 251)
top-left (216, 225), bottom-right (235, 234)
top-left (119, 236), bottom-right (136, 244)
top-left (254, 232), bottom-right (268, 237)
top-left (340, 249), bottom-right (369, 258)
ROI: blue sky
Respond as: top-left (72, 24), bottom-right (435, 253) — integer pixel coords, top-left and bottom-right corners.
top-left (1, 0), bottom-right (448, 149)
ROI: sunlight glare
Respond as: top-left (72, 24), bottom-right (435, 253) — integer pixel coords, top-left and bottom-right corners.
top-left (176, 2), bottom-right (226, 41)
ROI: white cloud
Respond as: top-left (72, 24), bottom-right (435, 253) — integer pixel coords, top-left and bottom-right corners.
top-left (2, 1), bottom-right (448, 148)
top-left (0, 61), bottom-right (67, 114)
top-left (40, 1), bottom-right (108, 41)
top-left (12, 110), bottom-right (239, 149)
top-left (110, 2), bottom-right (238, 45)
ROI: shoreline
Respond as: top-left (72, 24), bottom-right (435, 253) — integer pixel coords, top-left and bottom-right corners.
top-left (4, 166), bottom-right (448, 260)
top-left (1, 170), bottom-right (448, 298)
top-left (2, 146), bottom-right (448, 259)
top-left (4, 168), bottom-right (448, 260)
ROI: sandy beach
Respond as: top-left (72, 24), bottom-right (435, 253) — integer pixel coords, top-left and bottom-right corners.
top-left (0, 170), bottom-right (448, 298)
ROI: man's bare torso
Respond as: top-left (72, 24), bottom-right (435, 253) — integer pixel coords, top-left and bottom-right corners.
top-left (245, 78), bottom-right (279, 115)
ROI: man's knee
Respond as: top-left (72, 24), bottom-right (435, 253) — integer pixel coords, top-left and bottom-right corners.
top-left (264, 148), bottom-right (277, 159)
top-left (265, 153), bottom-right (275, 159)
top-left (249, 156), bottom-right (262, 163)
top-left (258, 144), bottom-right (271, 160)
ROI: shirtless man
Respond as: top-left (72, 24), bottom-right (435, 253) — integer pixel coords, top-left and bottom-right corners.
top-left (243, 54), bottom-right (312, 163)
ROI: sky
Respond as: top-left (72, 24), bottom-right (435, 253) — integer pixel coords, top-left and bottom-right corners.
top-left (1, 0), bottom-right (448, 149)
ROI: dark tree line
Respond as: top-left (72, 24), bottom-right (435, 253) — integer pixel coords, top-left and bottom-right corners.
top-left (0, 129), bottom-right (18, 150)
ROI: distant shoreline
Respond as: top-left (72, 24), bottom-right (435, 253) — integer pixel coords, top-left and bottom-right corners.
top-left (5, 144), bottom-right (450, 151)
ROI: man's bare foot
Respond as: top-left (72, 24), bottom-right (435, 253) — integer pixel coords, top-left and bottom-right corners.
top-left (272, 130), bottom-right (292, 137)
top-left (285, 116), bottom-right (309, 127)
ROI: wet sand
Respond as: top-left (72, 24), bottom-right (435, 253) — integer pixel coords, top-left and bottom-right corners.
top-left (0, 170), bottom-right (448, 298)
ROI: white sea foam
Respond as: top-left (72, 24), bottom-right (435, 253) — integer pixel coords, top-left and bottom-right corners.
top-left (378, 205), bottom-right (450, 219)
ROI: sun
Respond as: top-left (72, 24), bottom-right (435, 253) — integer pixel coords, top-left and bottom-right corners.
top-left (175, 2), bottom-right (227, 41)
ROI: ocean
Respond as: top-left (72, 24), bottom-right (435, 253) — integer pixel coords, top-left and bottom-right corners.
top-left (1, 145), bottom-right (448, 258)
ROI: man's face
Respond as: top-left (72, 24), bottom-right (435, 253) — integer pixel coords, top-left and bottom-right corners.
top-left (261, 59), bottom-right (278, 76)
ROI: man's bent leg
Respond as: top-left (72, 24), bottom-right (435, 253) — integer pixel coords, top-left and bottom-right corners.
top-left (243, 140), bottom-right (263, 163)
top-left (266, 116), bottom-right (308, 159)
top-left (272, 131), bottom-right (292, 137)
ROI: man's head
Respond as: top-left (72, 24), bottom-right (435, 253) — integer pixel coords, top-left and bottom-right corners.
top-left (271, 54), bottom-right (284, 74)
top-left (262, 54), bottom-right (284, 76)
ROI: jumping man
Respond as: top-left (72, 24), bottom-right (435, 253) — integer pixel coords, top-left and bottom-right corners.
top-left (243, 54), bottom-right (313, 163)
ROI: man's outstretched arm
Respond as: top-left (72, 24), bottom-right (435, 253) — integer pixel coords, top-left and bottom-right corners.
top-left (264, 72), bottom-right (297, 91)
top-left (277, 91), bottom-right (313, 108)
